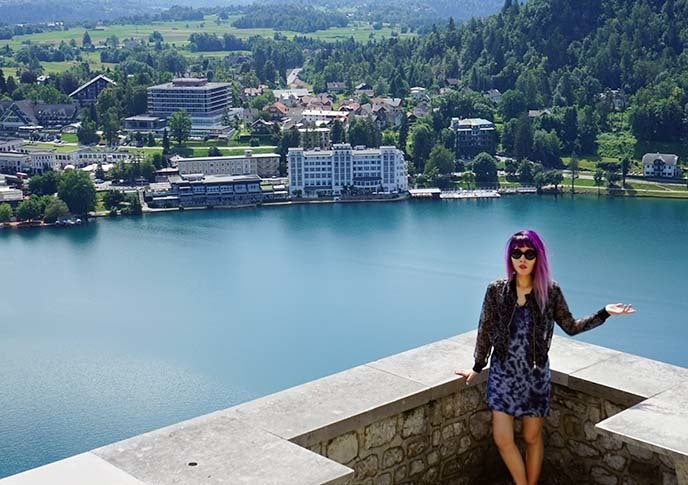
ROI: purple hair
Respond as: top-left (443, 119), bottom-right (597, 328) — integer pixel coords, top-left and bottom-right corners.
top-left (505, 230), bottom-right (552, 313)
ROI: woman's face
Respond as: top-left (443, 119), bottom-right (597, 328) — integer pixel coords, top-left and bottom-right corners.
top-left (510, 245), bottom-right (537, 278)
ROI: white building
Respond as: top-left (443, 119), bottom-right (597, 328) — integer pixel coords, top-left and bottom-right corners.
top-left (0, 138), bottom-right (23, 152)
top-left (147, 78), bottom-right (232, 136)
top-left (173, 150), bottom-right (280, 178)
top-left (642, 153), bottom-right (680, 178)
top-left (301, 110), bottom-right (349, 124)
top-left (0, 186), bottom-right (23, 203)
top-left (0, 147), bottom-right (133, 174)
top-left (450, 117), bottom-right (496, 157)
top-left (288, 144), bottom-right (408, 197)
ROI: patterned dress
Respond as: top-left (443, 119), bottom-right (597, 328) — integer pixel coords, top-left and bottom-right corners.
top-left (486, 305), bottom-right (551, 417)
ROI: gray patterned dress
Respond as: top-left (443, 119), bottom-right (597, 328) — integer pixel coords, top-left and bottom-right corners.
top-left (486, 305), bottom-right (551, 417)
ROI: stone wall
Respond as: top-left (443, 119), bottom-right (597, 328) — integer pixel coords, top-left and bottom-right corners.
top-left (309, 382), bottom-right (678, 485)
top-left (3, 332), bottom-right (687, 485)
top-left (310, 385), bottom-right (505, 485)
top-left (544, 384), bottom-right (677, 485)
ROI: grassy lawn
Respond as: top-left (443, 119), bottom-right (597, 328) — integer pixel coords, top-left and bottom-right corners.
top-left (7, 16), bottom-right (414, 53)
top-left (24, 142), bottom-right (80, 153)
top-left (61, 134), bottom-right (78, 143)
top-left (95, 191), bottom-right (107, 212)
top-left (129, 145), bottom-right (277, 157)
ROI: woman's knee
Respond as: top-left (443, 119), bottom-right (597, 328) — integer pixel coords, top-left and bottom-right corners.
top-left (522, 426), bottom-right (542, 446)
top-left (493, 427), bottom-right (516, 450)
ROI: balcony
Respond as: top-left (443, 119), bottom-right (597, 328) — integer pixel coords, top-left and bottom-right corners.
top-left (3, 331), bottom-right (687, 484)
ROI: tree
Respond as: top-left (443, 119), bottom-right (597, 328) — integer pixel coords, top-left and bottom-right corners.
top-left (28, 171), bottom-right (59, 196)
top-left (513, 114), bottom-right (533, 160)
top-left (347, 117), bottom-right (381, 148)
top-left (82, 31), bottom-right (92, 48)
top-left (425, 144), bottom-right (454, 175)
top-left (77, 114), bottom-right (99, 145)
top-left (410, 123), bottom-right (434, 172)
top-left (500, 89), bottom-right (527, 121)
top-left (168, 110), bottom-right (192, 145)
top-left (102, 107), bottom-right (120, 146)
top-left (0, 203), bottom-right (12, 222)
top-left (16, 198), bottom-right (41, 221)
top-left (546, 171), bottom-right (564, 191)
top-left (569, 156), bottom-right (579, 194)
top-left (593, 168), bottom-right (605, 195)
top-left (621, 157), bottom-right (631, 186)
top-left (398, 115), bottom-right (409, 154)
top-left (5, 76), bottom-right (17, 96)
top-left (605, 170), bottom-right (621, 187)
top-left (472, 152), bottom-right (498, 186)
top-left (504, 158), bottom-right (519, 177)
top-left (519, 160), bottom-right (534, 185)
top-left (331, 119), bottom-right (344, 144)
top-left (461, 170), bottom-right (476, 189)
top-left (162, 128), bottom-right (171, 154)
top-left (43, 198), bottom-right (70, 223)
top-left (278, 128), bottom-right (301, 176)
top-left (58, 170), bottom-right (96, 216)
top-left (103, 191), bottom-right (125, 210)
top-left (208, 146), bottom-right (222, 157)
top-left (147, 133), bottom-right (156, 147)
top-left (95, 164), bottom-right (106, 180)
top-left (534, 172), bottom-right (547, 193)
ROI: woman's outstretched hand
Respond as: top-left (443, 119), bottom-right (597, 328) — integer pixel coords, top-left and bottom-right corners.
top-left (606, 303), bottom-right (636, 315)
top-left (455, 369), bottom-right (479, 385)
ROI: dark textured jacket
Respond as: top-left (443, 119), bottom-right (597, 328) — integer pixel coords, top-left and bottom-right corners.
top-left (472, 278), bottom-right (610, 372)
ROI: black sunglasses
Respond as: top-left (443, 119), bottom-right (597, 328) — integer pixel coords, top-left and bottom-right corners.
top-left (510, 248), bottom-right (537, 260)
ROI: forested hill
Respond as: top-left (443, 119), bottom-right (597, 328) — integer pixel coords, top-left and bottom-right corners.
top-left (303, 0), bottom-right (688, 144)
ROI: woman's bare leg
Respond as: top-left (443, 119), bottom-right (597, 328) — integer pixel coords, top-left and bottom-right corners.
top-left (492, 411), bottom-right (527, 485)
top-left (522, 417), bottom-right (545, 485)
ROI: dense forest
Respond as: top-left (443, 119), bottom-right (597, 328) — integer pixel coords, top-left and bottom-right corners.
top-left (298, 0), bottom-right (688, 154)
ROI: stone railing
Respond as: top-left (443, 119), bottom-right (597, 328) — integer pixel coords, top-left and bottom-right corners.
top-left (3, 331), bottom-right (688, 484)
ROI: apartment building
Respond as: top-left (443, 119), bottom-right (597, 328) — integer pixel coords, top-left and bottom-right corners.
top-left (288, 144), bottom-right (408, 197)
top-left (450, 117), bottom-right (496, 158)
top-left (147, 78), bottom-right (232, 136)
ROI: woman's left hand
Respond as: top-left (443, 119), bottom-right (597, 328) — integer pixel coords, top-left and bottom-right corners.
top-left (606, 303), bottom-right (636, 315)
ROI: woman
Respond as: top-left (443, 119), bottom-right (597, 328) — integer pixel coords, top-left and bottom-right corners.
top-left (456, 230), bottom-right (635, 485)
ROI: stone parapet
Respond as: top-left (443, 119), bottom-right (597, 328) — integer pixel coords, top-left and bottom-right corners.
top-left (2, 331), bottom-right (688, 484)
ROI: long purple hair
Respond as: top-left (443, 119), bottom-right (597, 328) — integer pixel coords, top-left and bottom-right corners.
top-left (505, 230), bottom-right (552, 313)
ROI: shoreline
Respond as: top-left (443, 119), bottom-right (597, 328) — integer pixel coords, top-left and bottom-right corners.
top-left (3, 188), bottom-right (686, 231)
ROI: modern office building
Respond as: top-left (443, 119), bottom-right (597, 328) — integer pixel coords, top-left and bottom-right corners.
top-left (173, 150), bottom-right (280, 178)
top-left (288, 143), bottom-right (408, 197)
top-left (147, 78), bottom-right (232, 136)
top-left (450, 117), bottom-right (496, 158)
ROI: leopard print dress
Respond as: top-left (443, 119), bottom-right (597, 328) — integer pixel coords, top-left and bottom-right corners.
top-left (486, 304), bottom-right (551, 417)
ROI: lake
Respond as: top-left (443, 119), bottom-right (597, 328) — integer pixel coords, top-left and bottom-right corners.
top-left (1, 195), bottom-right (687, 477)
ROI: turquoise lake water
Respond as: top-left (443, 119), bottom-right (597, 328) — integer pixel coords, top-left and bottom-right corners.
top-left (1, 196), bottom-right (687, 477)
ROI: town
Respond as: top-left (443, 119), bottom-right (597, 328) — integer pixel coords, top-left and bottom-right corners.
top-left (2, 0), bottom-right (688, 228)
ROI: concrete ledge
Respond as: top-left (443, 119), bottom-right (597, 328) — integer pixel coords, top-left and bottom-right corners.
top-left (0, 453), bottom-right (144, 485)
top-left (548, 335), bottom-right (621, 386)
top-left (3, 330), bottom-right (688, 484)
top-left (94, 415), bottom-right (353, 485)
top-left (568, 351), bottom-right (688, 407)
top-left (225, 364), bottom-right (430, 448)
top-left (596, 384), bottom-right (688, 458)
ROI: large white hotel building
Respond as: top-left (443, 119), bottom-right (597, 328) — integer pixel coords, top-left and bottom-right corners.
top-left (147, 78), bottom-right (231, 136)
top-left (288, 144), bottom-right (408, 197)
